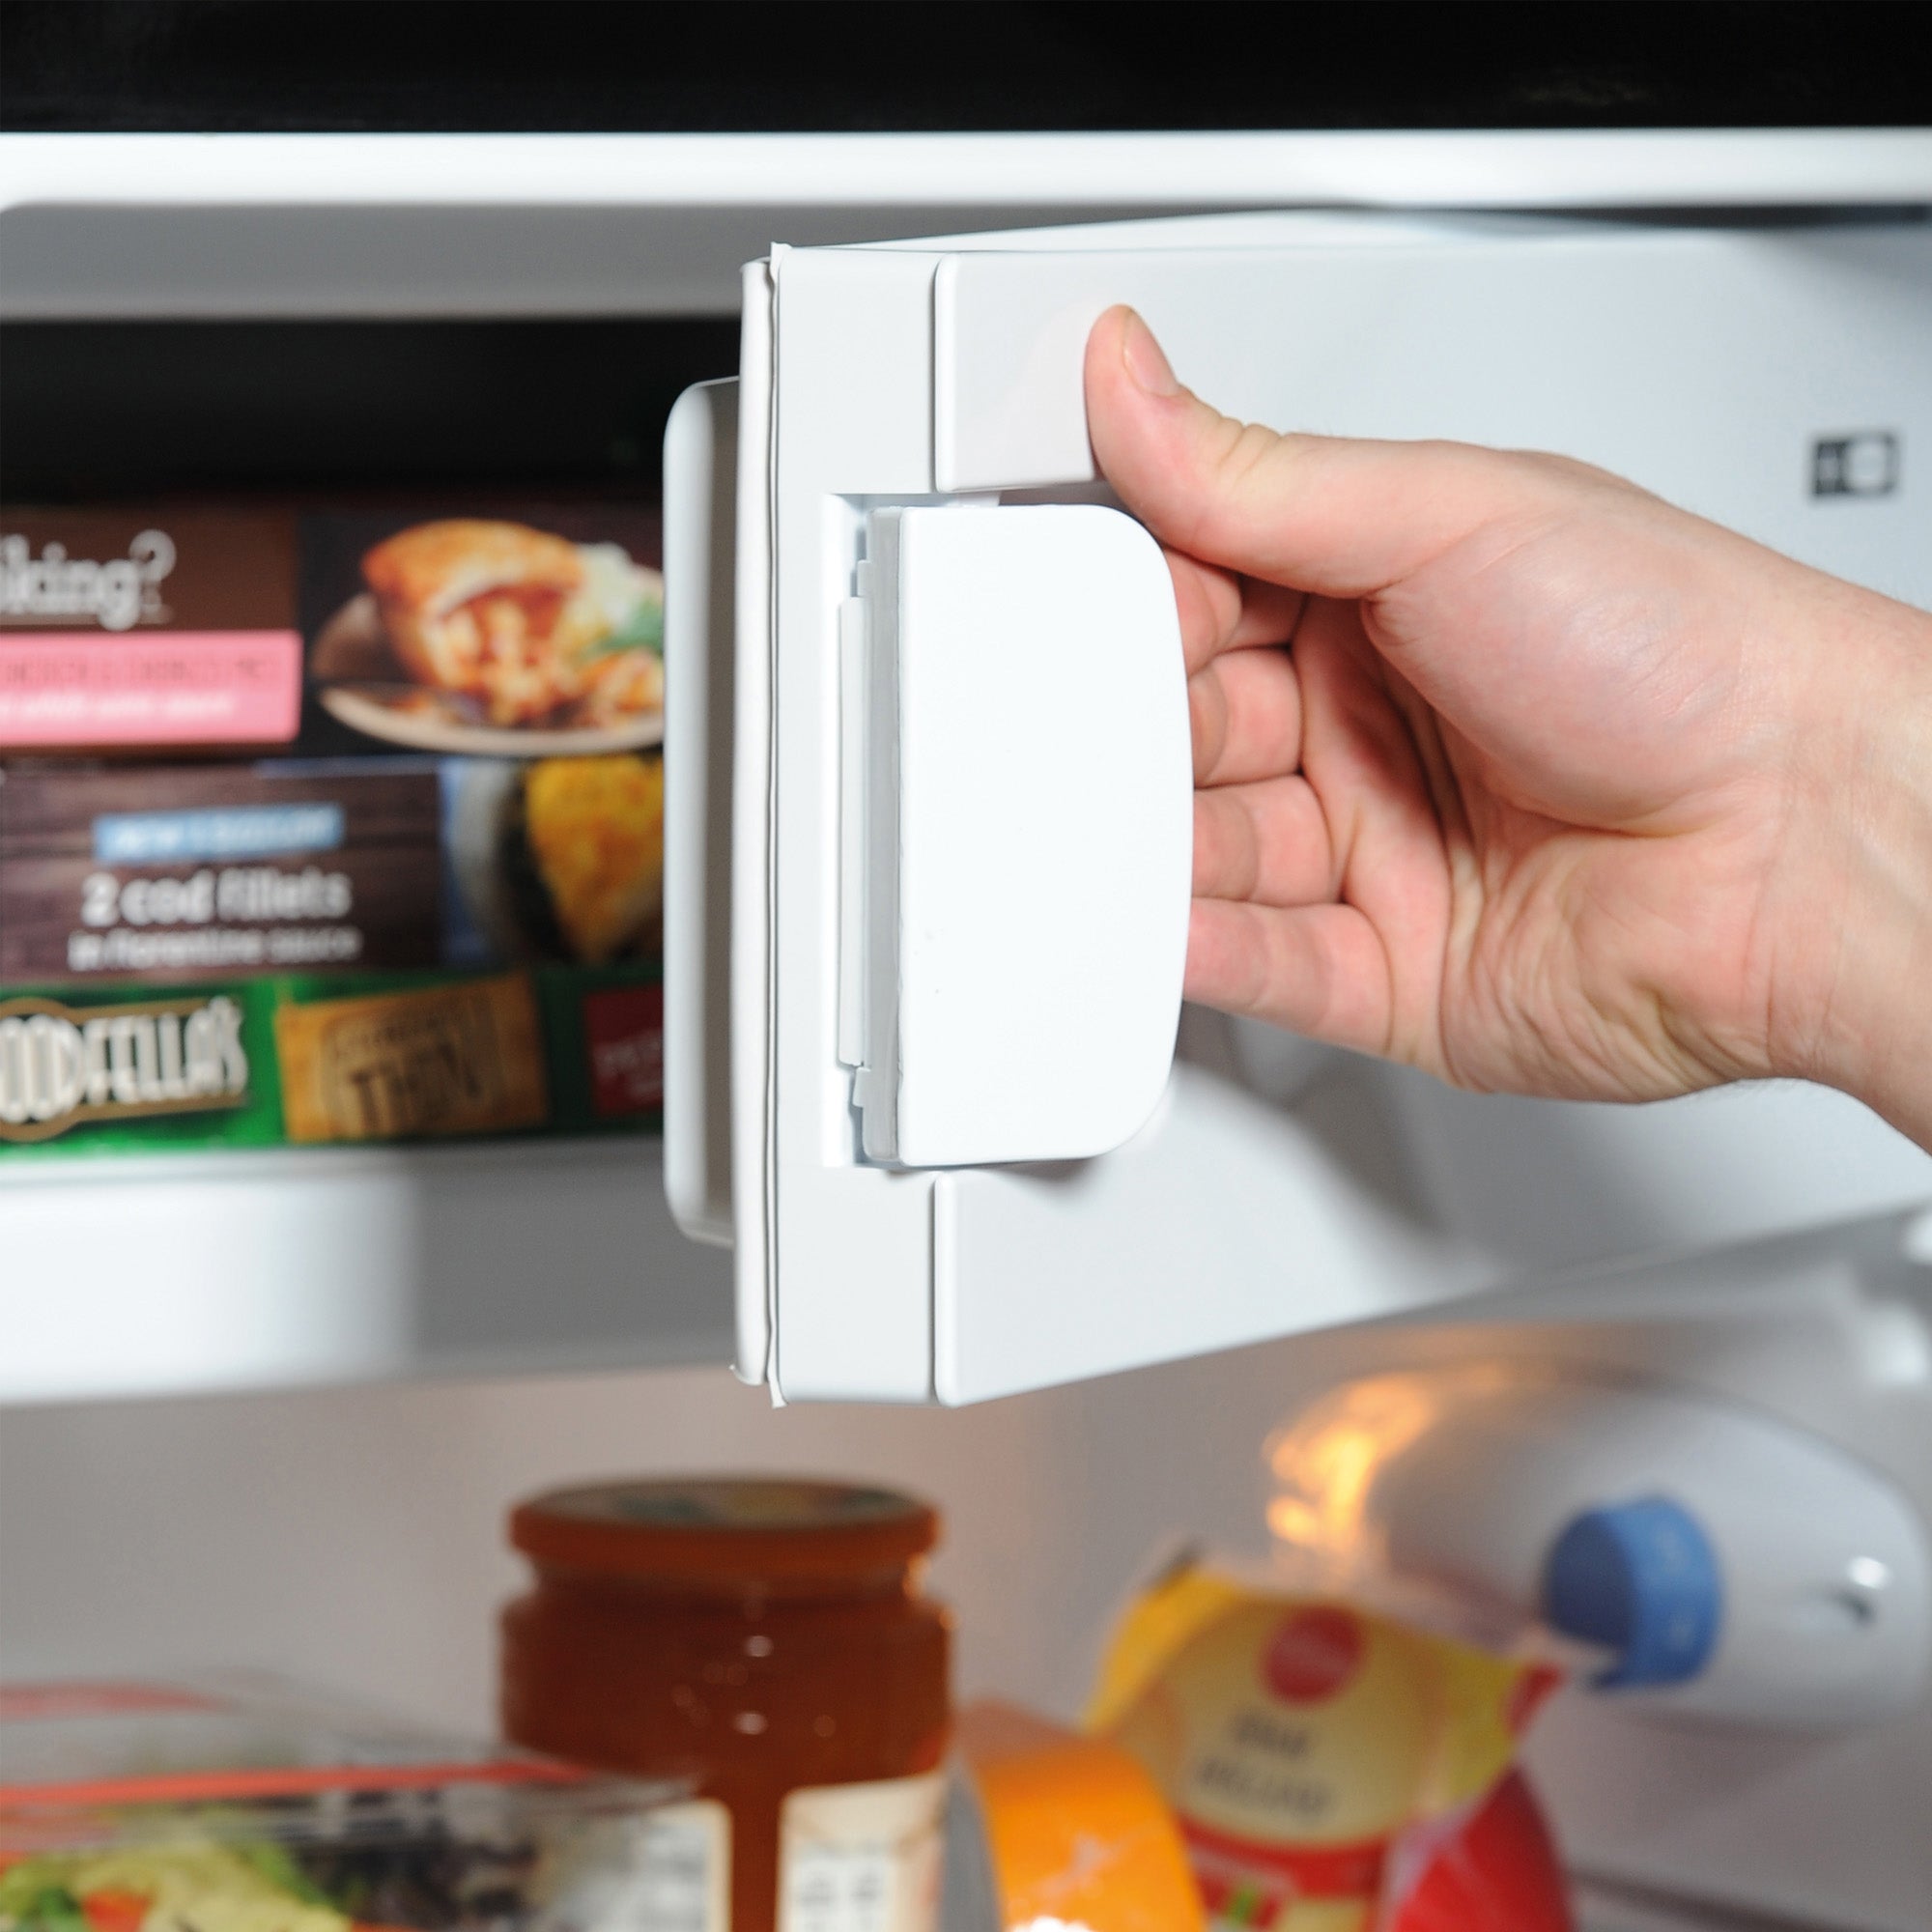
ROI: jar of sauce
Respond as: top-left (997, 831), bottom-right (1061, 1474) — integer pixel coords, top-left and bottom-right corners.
top-left (500, 1478), bottom-right (952, 1932)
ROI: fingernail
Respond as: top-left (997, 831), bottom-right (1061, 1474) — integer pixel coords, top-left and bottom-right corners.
top-left (1122, 310), bottom-right (1181, 397)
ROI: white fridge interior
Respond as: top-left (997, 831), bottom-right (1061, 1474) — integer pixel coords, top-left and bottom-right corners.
top-left (4, 131), bottom-right (1932, 1931)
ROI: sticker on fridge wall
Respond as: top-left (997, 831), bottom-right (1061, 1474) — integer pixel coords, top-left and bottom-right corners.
top-left (778, 1773), bottom-right (946, 1932)
top-left (1810, 431), bottom-right (1901, 498)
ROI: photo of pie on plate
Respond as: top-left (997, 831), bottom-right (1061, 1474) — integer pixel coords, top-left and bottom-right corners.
top-left (312, 519), bottom-right (665, 754)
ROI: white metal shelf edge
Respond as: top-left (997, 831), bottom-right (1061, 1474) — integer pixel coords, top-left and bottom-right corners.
top-left (3, 130), bottom-right (1931, 209)
top-left (0, 1139), bottom-right (733, 1406)
top-left (6, 132), bottom-right (1923, 322)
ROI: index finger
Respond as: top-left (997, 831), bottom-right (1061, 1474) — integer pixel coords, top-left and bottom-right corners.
top-left (1169, 545), bottom-right (1305, 677)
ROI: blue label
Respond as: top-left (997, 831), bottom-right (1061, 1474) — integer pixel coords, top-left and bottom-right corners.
top-left (93, 805), bottom-right (346, 866)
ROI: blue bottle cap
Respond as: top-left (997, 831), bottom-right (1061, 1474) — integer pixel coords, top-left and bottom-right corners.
top-left (1541, 1494), bottom-right (1722, 1689)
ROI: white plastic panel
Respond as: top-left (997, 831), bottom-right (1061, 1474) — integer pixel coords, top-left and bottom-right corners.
top-left (0, 1140), bottom-right (730, 1404)
top-left (1270, 1368), bottom-right (1931, 1731)
top-left (1379, 1066), bottom-right (1932, 1276)
top-left (854, 504), bottom-right (1189, 1167)
top-left (935, 1065), bottom-right (1495, 1404)
top-left (730, 263), bottom-right (779, 1383)
top-left (712, 210), bottom-right (1932, 1406)
top-left (663, 379), bottom-right (738, 1247)
top-left (763, 243), bottom-right (946, 1404)
top-left (934, 219), bottom-right (1932, 610)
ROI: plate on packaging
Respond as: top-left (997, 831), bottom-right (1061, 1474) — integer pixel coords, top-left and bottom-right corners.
top-left (312, 593), bottom-right (665, 757)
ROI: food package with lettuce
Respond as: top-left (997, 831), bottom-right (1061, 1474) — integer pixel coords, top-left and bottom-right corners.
top-left (0, 1677), bottom-right (702, 1932)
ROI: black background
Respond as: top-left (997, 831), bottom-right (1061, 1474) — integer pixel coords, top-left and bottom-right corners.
top-left (6, 3), bottom-right (1925, 504)
top-left (1, 321), bottom-right (742, 501)
top-left (5, 1), bottom-right (1929, 134)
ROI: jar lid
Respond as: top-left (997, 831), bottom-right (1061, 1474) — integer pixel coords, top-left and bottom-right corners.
top-left (509, 1478), bottom-right (940, 1580)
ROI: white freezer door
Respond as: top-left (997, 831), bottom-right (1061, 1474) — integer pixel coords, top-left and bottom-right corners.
top-left (663, 211), bottom-right (1932, 1406)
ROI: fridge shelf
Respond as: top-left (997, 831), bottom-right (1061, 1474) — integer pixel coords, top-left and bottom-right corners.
top-left (4, 131), bottom-right (1931, 325)
top-left (6, 132), bottom-right (1932, 1411)
top-left (0, 1136), bottom-right (731, 1406)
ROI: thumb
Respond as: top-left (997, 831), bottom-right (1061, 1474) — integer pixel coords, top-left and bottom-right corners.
top-left (1084, 305), bottom-right (1518, 599)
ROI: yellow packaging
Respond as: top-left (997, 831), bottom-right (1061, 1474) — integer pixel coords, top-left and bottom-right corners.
top-left (275, 972), bottom-right (548, 1143)
top-left (1086, 1555), bottom-right (1558, 1932)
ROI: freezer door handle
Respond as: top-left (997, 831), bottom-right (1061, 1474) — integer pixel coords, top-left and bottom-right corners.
top-left (663, 378), bottom-right (739, 1247)
top-left (842, 502), bottom-right (1191, 1169)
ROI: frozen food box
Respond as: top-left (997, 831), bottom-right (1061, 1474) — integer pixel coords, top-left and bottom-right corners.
top-left (0, 511), bottom-right (300, 755)
top-left (1, 505), bottom-right (662, 761)
top-left (0, 966), bottom-right (663, 1156)
top-left (0, 1676), bottom-right (705, 1932)
top-left (0, 753), bottom-right (666, 986)
top-left (0, 502), bottom-right (666, 1158)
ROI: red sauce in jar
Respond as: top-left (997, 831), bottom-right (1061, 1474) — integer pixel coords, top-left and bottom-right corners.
top-left (500, 1478), bottom-right (952, 1932)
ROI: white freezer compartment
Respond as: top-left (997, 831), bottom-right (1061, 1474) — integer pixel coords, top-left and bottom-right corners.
top-left (664, 209), bottom-right (1932, 1406)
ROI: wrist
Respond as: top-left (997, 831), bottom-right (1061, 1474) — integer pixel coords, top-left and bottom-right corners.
top-left (1766, 589), bottom-right (1932, 1140)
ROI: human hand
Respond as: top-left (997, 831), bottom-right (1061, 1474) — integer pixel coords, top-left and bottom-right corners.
top-left (1084, 305), bottom-right (1932, 1140)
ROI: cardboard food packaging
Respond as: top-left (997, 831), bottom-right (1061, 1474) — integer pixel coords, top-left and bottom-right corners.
top-left (0, 501), bottom-right (666, 1158)
top-left (274, 971), bottom-right (549, 1144)
top-left (0, 511), bottom-right (300, 753)
top-left (1, 504), bottom-right (662, 760)
top-left (946, 1701), bottom-right (1205, 1932)
top-left (0, 760), bottom-right (444, 982)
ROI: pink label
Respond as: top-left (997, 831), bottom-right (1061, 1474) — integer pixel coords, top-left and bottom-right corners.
top-left (0, 631), bottom-right (303, 747)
